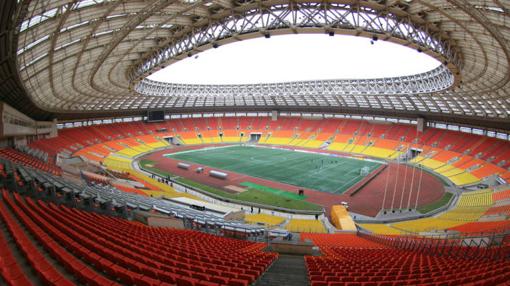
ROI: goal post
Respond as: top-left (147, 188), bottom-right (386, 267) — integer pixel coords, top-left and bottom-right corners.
top-left (360, 166), bottom-right (370, 176)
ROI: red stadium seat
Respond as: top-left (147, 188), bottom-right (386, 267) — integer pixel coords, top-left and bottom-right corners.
top-left (0, 188), bottom-right (276, 286)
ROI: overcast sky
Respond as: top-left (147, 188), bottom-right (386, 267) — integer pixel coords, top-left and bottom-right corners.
top-left (148, 34), bottom-right (440, 85)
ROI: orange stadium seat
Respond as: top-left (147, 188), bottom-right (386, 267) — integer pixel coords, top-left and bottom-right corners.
top-left (179, 131), bottom-right (199, 139)
top-left (495, 149), bottom-right (510, 168)
top-left (356, 121), bottom-right (372, 136)
top-left (0, 189), bottom-right (276, 286)
top-left (388, 124), bottom-right (414, 141)
top-left (493, 188), bottom-right (510, 201)
top-left (432, 150), bottom-right (459, 163)
top-left (485, 205), bottom-right (510, 216)
top-left (315, 132), bottom-right (333, 141)
top-left (332, 134), bottom-right (351, 143)
top-left (137, 135), bottom-right (160, 144)
top-left (0, 148), bottom-right (62, 175)
top-left (102, 141), bottom-right (126, 151)
top-left (200, 130), bottom-right (218, 137)
top-left (319, 119), bottom-right (342, 133)
top-left (452, 156), bottom-right (482, 169)
top-left (0, 211), bottom-right (33, 285)
top-left (373, 139), bottom-right (400, 149)
top-left (306, 237), bottom-right (510, 286)
top-left (299, 119), bottom-right (323, 132)
top-left (6, 1), bottom-right (510, 283)
top-left (338, 120), bottom-right (361, 134)
top-left (370, 123), bottom-right (392, 137)
top-left (220, 117), bottom-right (237, 130)
top-left (450, 221), bottom-right (510, 234)
top-left (0, 192), bottom-right (75, 286)
top-left (89, 145), bottom-right (112, 156)
top-left (250, 117), bottom-right (270, 131)
top-left (179, 119), bottom-right (197, 131)
top-left (223, 130), bottom-right (240, 136)
top-left (272, 130), bottom-right (293, 137)
top-left (12, 117), bottom-right (510, 286)
top-left (471, 164), bottom-right (506, 179)
top-left (119, 138), bottom-right (142, 147)
top-left (194, 119), bottom-right (208, 131)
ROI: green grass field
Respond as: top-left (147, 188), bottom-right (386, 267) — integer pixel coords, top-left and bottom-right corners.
top-left (176, 177), bottom-right (322, 211)
top-left (239, 182), bottom-right (307, 200)
top-left (138, 159), bottom-right (322, 211)
top-left (417, 192), bottom-right (454, 214)
top-left (166, 145), bottom-right (381, 194)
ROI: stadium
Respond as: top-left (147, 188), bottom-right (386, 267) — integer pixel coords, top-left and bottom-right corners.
top-left (0, 0), bottom-right (509, 285)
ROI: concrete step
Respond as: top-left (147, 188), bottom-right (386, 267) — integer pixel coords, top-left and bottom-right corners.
top-left (255, 254), bottom-right (309, 286)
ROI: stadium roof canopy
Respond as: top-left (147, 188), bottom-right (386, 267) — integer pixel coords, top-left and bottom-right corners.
top-left (0, 0), bottom-right (509, 130)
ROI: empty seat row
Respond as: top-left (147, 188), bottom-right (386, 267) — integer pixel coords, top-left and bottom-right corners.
top-left (1, 189), bottom-right (276, 286)
top-left (0, 148), bottom-right (61, 175)
top-left (306, 241), bottom-right (510, 286)
top-left (29, 118), bottom-right (510, 173)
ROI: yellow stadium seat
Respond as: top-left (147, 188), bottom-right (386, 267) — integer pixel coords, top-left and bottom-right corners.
top-left (129, 171), bottom-right (198, 200)
top-left (146, 141), bottom-right (168, 149)
top-left (349, 145), bottom-right (367, 154)
top-left (328, 142), bottom-right (349, 152)
top-left (116, 148), bottom-right (142, 158)
top-left (263, 137), bottom-right (293, 145)
top-left (448, 172), bottom-right (481, 186)
top-left (391, 218), bottom-right (464, 233)
top-left (202, 136), bottom-right (221, 144)
top-left (301, 140), bottom-right (324, 149)
top-left (362, 146), bottom-right (398, 159)
top-left (441, 167), bottom-right (465, 177)
top-left (435, 164), bottom-right (455, 173)
top-left (455, 189), bottom-right (493, 208)
top-left (418, 158), bottom-right (445, 170)
top-left (245, 214), bottom-right (285, 227)
top-left (285, 219), bottom-right (327, 233)
top-left (181, 138), bottom-right (202, 145)
top-left (391, 189), bottom-right (493, 233)
top-left (411, 155), bottom-right (426, 163)
top-left (103, 155), bottom-right (132, 172)
top-left (129, 145), bottom-right (153, 153)
top-left (388, 151), bottom-right (403, 159)
top-left (288, 138), bottom-right (305, 146)
top-left (222, 136), bottom-right (242, 143)
top-left (358, 223), bottom-right (405, 235)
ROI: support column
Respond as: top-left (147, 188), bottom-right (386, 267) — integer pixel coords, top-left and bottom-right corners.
top-left (49, 118), bottom-right (58, 138)
top-left (417, 117), bottom-right (425, 133)
top-left (271, 110), bottom-right (278, 121)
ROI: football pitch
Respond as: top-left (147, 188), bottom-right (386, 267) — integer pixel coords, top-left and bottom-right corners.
top-left (165, 145), bottom-right (382, 194)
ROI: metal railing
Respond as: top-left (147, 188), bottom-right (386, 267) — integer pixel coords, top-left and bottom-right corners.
top-left (358, 229), bottom-right (510, 260)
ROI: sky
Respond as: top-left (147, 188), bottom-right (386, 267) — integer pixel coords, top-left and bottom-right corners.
top-left (148, 34), bottom-right (440, 85)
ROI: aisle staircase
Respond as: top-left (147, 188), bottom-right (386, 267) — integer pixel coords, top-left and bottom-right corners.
top-left (255, 254), bottom-right (309, 286)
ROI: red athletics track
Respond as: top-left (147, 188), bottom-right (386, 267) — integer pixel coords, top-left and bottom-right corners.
top-left (141, 145), bottom-right (445, 217)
